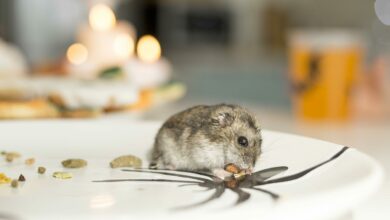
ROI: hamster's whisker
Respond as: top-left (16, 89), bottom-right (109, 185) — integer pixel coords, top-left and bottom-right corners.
top-left (259, 147), bottom-right (280, 155)
top-left (255, 153), bottom-right (275, 159)
top-left (261, 138), bottom-right (284, 153)
top-left (262, 137), bottom-right (282, 146)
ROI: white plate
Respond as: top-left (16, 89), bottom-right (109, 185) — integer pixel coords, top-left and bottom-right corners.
top-left (0, 120), bottom-right (384, 220)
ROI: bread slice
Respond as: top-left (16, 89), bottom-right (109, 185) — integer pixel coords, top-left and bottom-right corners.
top-left (0, 99), bottom-right (59, 119)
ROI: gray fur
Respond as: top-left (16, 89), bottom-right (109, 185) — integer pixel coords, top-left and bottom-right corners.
top-left (150, 104), bottom-right (262, 172)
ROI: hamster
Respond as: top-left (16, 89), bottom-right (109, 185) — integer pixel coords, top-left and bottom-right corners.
top-left (149, 104), bottom-right (262, 179)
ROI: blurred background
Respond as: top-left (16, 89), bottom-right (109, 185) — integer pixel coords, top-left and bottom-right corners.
top-left (0, 0), bottom-right (389, 219)
top-left (0, 0), bottom-right (389, 119)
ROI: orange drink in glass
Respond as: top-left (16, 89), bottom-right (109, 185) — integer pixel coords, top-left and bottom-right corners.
top-left (288, 30), bottom-right (364, 120)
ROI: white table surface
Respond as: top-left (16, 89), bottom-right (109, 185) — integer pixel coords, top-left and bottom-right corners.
top-left (0, 104), bottom-right (388, 219)
top-left (0, 116), bottom-right (384, 220)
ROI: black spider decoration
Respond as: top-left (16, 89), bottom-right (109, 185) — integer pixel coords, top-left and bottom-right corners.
top-left (94, 146), bottom-right (348, 209)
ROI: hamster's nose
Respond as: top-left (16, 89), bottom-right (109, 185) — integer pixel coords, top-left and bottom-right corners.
top-left (243, 166), bottom-right (253, 175)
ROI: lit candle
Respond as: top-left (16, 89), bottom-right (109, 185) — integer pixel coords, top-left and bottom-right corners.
top-left (67, 43), bottom-right (88, 65)
top-left (65, 43), bottom-right (98, 79)
top-left (88, 4), bottom-right (116, 32)
top-left (79, 4), bottom-right (136, 67)
top-left (124, 35), bottom-right (171, 89)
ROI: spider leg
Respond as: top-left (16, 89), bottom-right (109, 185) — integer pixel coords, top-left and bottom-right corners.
top-left (241, 166), bottom-right (288, 187)
top-left (177, 170), bottom-right (215, 179)
top-left (177, 183), bottom-right (199, 187)
top-left (230, 188), bottom-right (251, 205)
top-left (122, 169), bottom-right (211, 183)
top-left (93, 178), bottom-right (200, 184)
top-left (260, 146), bottom-right (349, 186)
top-left (173, 184), bottom-right (225, 210)
top-left (247, 187), bottom-right (280, 200)
top-left (177, 183), bottom-right (214, 193)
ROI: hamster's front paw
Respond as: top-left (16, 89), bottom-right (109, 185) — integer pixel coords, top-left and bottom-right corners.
top-left (212, 168), bottom-right (233, 180)
top-left (149, 162), bottom-right (158, 169)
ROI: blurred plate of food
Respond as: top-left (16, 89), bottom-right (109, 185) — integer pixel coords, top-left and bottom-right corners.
top-left (0, 76), bottom-right (186, 119)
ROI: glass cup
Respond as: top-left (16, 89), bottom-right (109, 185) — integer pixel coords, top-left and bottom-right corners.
top-left (288, 30), bottom-right (364, 120)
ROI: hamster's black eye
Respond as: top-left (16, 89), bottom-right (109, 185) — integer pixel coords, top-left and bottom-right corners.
top-left (237, 136), bottom-right (248, 147)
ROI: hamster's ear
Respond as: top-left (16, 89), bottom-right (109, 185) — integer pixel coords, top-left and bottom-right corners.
top-left (211, 111), bottom-right (234, 127)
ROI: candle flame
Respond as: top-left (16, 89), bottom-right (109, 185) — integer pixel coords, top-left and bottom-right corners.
top-left (89, 4), bottom-right (116, 31)
top-left (67, 43), bottom-right (88, 65)
top-left (137, 35), bottom-right (161, 63)
top-left (113, 33), bottom-right (134, 59)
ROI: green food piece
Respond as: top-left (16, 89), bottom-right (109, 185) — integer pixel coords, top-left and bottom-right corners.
top-left (61, 159), bottom-right (87, 168)
top-left (99, 66), bottom-right (123, 79)
top-left (110, 155), bottom-right (142, 168)
top-left (52, 172), bottom-right (72, 179)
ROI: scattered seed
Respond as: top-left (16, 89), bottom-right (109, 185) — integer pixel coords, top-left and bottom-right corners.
top-left (61, 159), bottom-right (87, 168)
top-left (38, 166), bottom-right (46, 174)
top-left (6, 152), bottom-right (21, 158)
top-left (224, 163), bottom-right (248, 181)
top-left (5, 152), bottom-right (21, 163)
top-left (224, 163), bottom-right (240, 174)
top-left (52, 172), bottom-right (72, 179)
top-left (0, 173), bottom-right (11, 184)
top-left (5, 154), bottom-right (13, 162)
top-left (11, 179), bottom-right (18, 188)
top-left (225, 179), bottom-right (239, 189)
top-left (25, 158), bottom-right (35, 165)
top-left (110, 155), bottom-right (142, 168)
top-left (18, 174), bottom-right (26, 182)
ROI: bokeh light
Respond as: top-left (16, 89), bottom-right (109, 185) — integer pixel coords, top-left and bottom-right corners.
top-left (66, 43), bottom-right (88, 65)
top-left (89, 4), bottom-right (116, 31)
top-left (113, 33), bottom-right (135, 59)
top-left (137, 35), bottom-right (161, 63)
